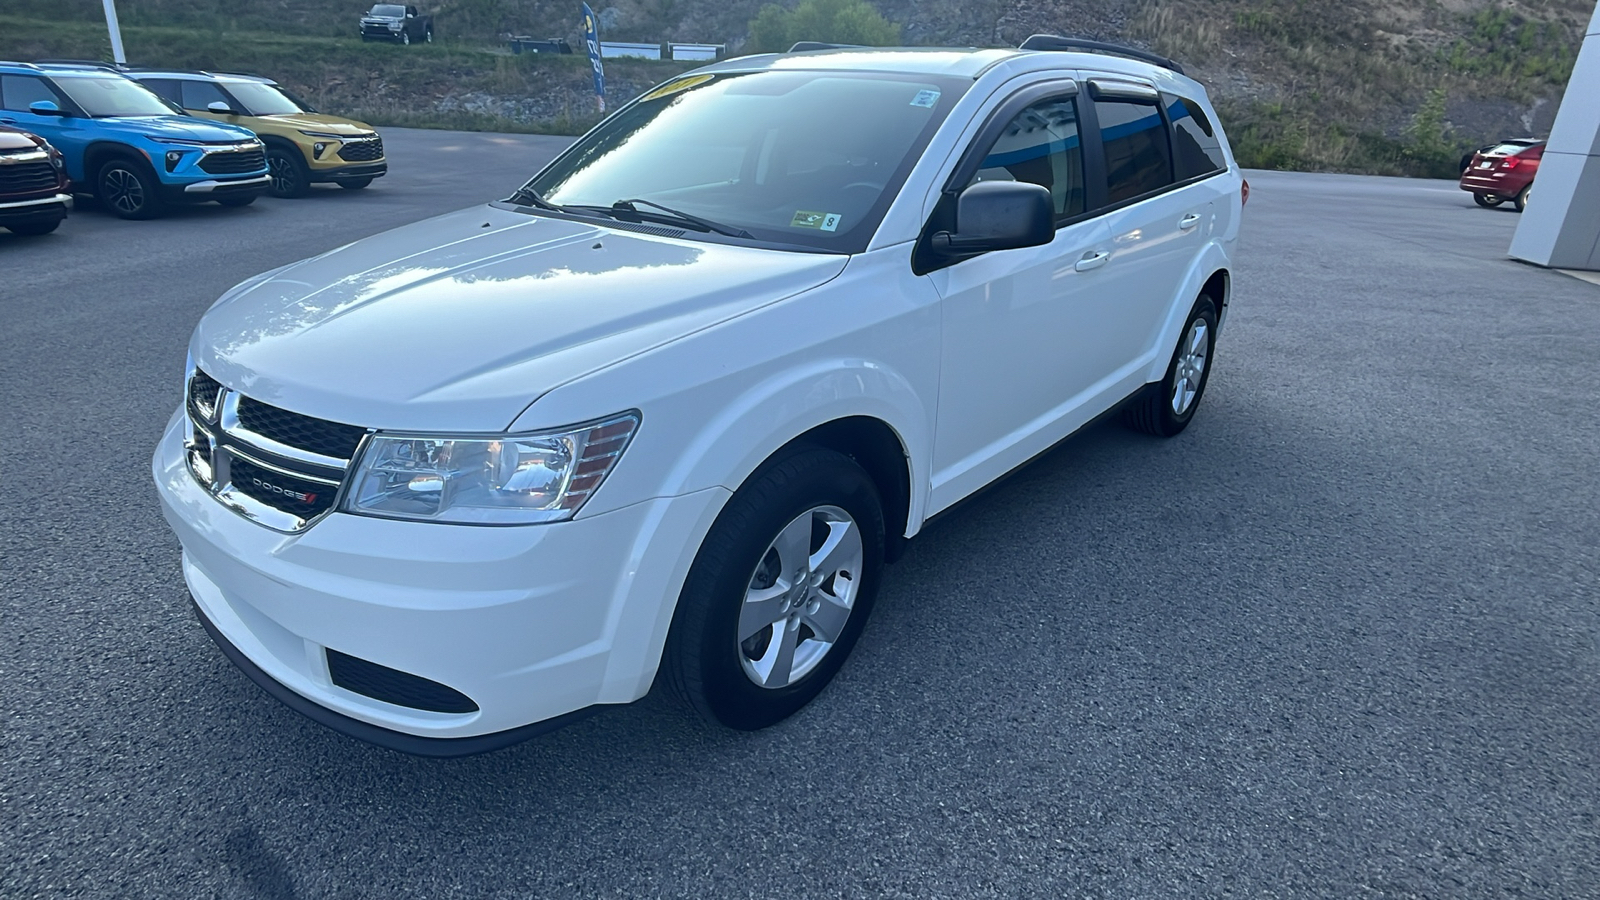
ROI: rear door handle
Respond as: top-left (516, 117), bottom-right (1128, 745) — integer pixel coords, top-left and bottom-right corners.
top-left (1074, 250), bottom-right (1111, 272)
top-left (0, 118), bottom-right (15, 125)
top-left (1179, 213), bottom-right (1202, 230)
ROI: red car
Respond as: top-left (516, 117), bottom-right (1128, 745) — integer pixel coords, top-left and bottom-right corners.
top-left (0, 125), bottom-right (72, 236)
top-left (1459, 139), bottom-right (1543, 212)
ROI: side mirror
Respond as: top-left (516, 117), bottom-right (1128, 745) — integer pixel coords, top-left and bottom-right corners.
top-left (931, 181), bottom-right (1054, 255)
top-left (28, 100), bottom-right (65, 117)
top-left (206, 101), bottom-right (236, 114)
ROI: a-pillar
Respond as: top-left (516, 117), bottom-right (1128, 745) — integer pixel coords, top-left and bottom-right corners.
top-left (1509, 2), bottom-right (1600, 270)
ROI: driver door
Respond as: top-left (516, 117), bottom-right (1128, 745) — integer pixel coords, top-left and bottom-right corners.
top-left (922, 86), bottom-right (1115, 511)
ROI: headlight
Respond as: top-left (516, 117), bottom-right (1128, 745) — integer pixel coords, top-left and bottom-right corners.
top-left (343, 412), bottom-right (640, 525)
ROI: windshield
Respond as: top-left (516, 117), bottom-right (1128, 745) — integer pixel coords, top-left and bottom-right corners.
top-left (370, 4), bottom-right (406, 15)
top-left (54, 76), bottom-right (176, 118)
top-left (527, 70), bottom-right (967, 252)
top-left (226, 81), bottom-right (303, 117)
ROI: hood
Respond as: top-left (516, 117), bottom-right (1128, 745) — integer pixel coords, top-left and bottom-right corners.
top-left (253, 112), bottom-right (374, 134)
top-left (193, 205), bottom-right (848, 432)
top-left (99, 114), bottom-right (258, 143)
top-left (0, 127), bottom-right (42, 151)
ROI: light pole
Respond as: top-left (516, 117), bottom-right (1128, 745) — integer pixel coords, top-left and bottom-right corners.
top-left (102, 0), bottom-right (127, 64)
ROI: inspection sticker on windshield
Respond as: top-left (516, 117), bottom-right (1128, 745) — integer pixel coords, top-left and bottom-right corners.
top-left (910, 89), bottom-right (941, 108)
top-left (791, 210), bottom-right (843, 232)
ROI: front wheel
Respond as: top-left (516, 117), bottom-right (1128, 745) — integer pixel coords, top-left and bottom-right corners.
top-left (337, 177), bottom-right (373, 190)
top-left (1473, 193), bottom-right (1503, 208)
top-left (267, 147), bottom-right (310, 198)
top-left (401, 30), bottom-right (411, 46)
top-left (1124, 295), bottom-right (1218, 437)
top-left (664, 448), bottom-right (886, 730)
top-left (97, 158), bottom-right (164, 220)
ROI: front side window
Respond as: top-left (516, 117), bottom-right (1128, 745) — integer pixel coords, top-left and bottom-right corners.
top-left (967, 96), bottom-right (1085, 220)
top-left (52, 76), bottom-right (175, 118)
top-left (180, 80), bottom-right (232, 111)
top-left (138, 78), bottom-right (181, 104)
top-left (1163, 92), bottom-right (1226, 181)
top-left (0, 75), bottom-right (66, 113)
top-left (1095, 98), bottom-right (1173, 205)
top-left (224, 82), bottom-right (303, 117)
top-left (528, 70), bottom-right (967, 252)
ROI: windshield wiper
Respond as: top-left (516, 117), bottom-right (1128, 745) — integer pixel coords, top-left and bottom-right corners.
top-left (610, 198), bottom-right (754, 239)
top-left (506, 185), bottom-right (569, 212)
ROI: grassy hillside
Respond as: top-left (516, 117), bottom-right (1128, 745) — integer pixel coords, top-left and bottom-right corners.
top-left (2, 0), bottom-right (1588, 176)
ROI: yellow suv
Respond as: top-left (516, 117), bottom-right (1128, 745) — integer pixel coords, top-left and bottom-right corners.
top-left (130, 70), bottom-right (387, 198)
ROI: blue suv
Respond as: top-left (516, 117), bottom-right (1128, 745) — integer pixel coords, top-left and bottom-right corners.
top-left (0, 62), bottom-right (270, 219)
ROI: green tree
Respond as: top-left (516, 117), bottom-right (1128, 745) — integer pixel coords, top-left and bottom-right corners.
top-left (747, 0), bottom-right (899, 53)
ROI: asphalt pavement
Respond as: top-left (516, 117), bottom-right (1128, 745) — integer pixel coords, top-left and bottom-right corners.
top-left (3, 130), bottom-right (1598, 899)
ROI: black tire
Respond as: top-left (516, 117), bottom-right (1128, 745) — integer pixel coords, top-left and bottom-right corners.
top-left (1124, 295), bottom-right (1219, 437)
top-left (425, 27), bottom-right (433, 43)
top-left (267, 146), bottom-right (311, 199)
top-left (337, 177), bottom-right (373, 190)
top-left (97, 157), bottom-right (164, 220)
top-left (216, 194), bottom-right (256, 207)
top-left (663, 447), bottom-right (886, 731)
top-left (401, 30), bottom-right (411, 46)
top-left (1473, 193), bottom-right (1503, 208)
top-left (5, 219), bottom-right (62, 236)
top-left (1514, 184), bottom-right (1531, 213)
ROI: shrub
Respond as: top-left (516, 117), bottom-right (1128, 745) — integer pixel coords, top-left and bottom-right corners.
top-left (747, 0), bottom-right (899, 54)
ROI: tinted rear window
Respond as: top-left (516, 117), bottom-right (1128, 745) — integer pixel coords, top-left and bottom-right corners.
top-left (1488, 142), bottom-right (1539, 156)
top-left (1163, 92), bottom-right (1227, 180)
top-left (1095, 98), bottom-right (1173, 204)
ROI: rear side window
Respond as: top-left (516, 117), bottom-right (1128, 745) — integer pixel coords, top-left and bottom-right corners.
top-left (0, 75), bottom-right (65, 113)
top-left (180, 80), bottom-right (231, 111)
top-left (139, 79), bottom-right (181, 104)
top-left (1094, 98), bottom-right (1173, 204)
top-left (1163, 92), bottom-right (1227, 180)
top-left (968, 95), bottom-right (1086, 220)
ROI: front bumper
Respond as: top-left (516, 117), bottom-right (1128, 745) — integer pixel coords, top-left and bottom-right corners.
top-left (0, 192), bottom-right (71, 224)
top-left (153, 410), bottom-right (728, 754)
top-left (308, 161), bottom-right (388, 183)
top-left (165, 175), bottom-right (272, 202)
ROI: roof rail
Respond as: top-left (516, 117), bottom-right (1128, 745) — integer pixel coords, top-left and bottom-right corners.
top-left (787, 41), bottom-right (863, 52)
top-left (33, 58), bottom-right (127, 71)
top-left (0, 61), bottom-right (44, 70)
top-left (1017, 35), bottom-right (1184, 75)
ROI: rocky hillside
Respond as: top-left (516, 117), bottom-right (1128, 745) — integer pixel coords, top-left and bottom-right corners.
top-left (2, 0), bottom-right (1588, 175)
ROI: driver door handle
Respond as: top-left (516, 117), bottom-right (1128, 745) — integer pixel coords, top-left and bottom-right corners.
top-left (1074, 250), bottom-right (1111, 272)
top-left (0, 118), bottom-right (15, 125)
top-left (1179, 213), bottom-right (1202, 230)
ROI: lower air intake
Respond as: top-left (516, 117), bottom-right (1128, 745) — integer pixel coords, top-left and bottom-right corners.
top-left (326, 649), bottom-right (479, 714)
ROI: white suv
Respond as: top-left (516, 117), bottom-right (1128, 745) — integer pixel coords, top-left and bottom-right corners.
top-left (154, 38), bottom-right (1243, 755)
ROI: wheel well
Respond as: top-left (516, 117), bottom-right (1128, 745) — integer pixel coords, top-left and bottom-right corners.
top-left (774, 417), bottom-right (913, 563)
top-left (82, 141), bottom-right (144, 189)
top-left (1201, 269), bottom-right (1229, 308)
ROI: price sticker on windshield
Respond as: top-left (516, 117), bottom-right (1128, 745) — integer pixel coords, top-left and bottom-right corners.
top-left (910, 89), bottom-right (941, 108)
top-left (791, 211), bottom-right (842, 232)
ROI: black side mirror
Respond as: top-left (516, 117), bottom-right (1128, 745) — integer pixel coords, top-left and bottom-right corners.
top-left (28, 100), bottom-right (67, 117)
top-left (931, 181), bottom-right (1054, 255)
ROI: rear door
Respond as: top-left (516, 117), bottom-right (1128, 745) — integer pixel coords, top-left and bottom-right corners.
top-left (1075, 78), bottom-right (1212, 379)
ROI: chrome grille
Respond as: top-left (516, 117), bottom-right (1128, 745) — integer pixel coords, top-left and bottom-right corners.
top-left (0, 159), bottom-right (59, 194)
top-left (185, 368), bottom-right (367, 532)
top-left (336, 136), bottom-right (384, 162)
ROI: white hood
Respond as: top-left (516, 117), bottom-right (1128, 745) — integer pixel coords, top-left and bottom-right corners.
top-left (192, 205), bottom-right (847, 431)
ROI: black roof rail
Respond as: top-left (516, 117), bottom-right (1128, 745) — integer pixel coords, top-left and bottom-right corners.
top-left (1017, 35), bottom-right (1184, 76)
top-left (787, 41), bottom-right (863, 52)
top-left (33, 58), bottom-right (127, 71)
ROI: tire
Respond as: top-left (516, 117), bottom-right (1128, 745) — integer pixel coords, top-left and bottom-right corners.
top-left (216, 194), bottom-right (256, 207)
top-left (425, 27), bottom-right (433, 43)
top-left (1514, 184), bottom-right (1531, 213)
top-left (267, 146), bottom-right (311, 198)
top-left (401, 30), bottom-right (411, 46)
top-left (1473, 193), bottom-right (1503, 208)
top-left (1124, 295), bottom-right (1219, 437)
top-left (337, 177), bottom-right (373, 190)
top-left (5, 219), bottom-right (62, 236)
top-left (97, 157), bottom-right (164, 220)
top-left (664, 447), bottom-right (886, 731)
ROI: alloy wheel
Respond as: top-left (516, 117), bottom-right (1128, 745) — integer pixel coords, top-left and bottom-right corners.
top-left (269, 153), bottom-right (299, 197)
top-left (1171, 319), bottom-right (1209, 416)
top-left (103, 167), bottom-right (144, 215)
top-left (737, 505), bottom-right (863, 689)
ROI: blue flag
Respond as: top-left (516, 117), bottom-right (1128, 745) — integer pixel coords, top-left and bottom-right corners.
top-left (581, 3), bottom-right (605, 112)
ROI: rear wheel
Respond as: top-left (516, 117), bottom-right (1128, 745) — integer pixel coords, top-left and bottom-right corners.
top-left (4, 219), bottom-right (61, 236)
top-left (1124, 295), bottom-right (1218, 437)
top-left (1473, 193), bottom-right (1503, 208)
top-left (267, 147), bottom-right (311, 198)
top-left (337, 177), bottom-right (373, 190)
top-left (664, 448), bottom-right (886, 730)
top-left (1514, 184), bottom-right (1531, 213)
top-left (425, 27), bottom-right (433, 43)
top-left (97, 158), bottom-right (164, 220)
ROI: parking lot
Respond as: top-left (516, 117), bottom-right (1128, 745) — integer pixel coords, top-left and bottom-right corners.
top-left (3, 128), bottom-right (1599, 898)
